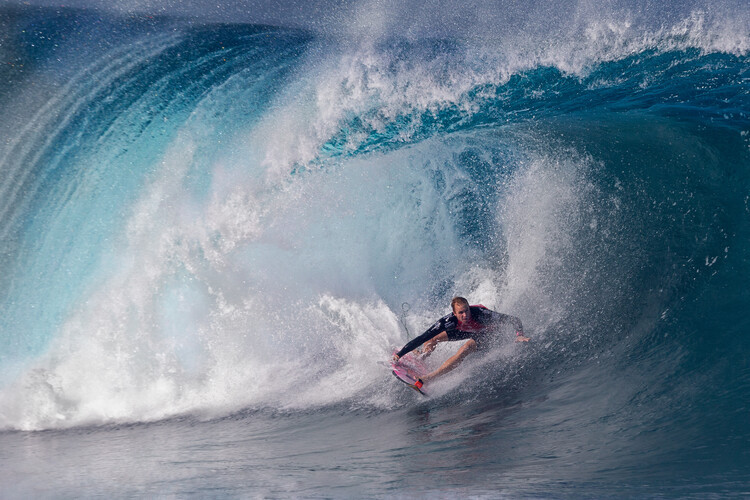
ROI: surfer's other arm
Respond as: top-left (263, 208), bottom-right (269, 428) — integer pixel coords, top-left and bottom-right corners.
top-left (392, 322), bottom-right (445, 361)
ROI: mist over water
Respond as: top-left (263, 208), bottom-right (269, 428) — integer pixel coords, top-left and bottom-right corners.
top-left (0, 1), bottom-right (748, 496)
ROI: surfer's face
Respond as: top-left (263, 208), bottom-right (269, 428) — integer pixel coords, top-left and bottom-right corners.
top-left (454, 304), bottom-right (471, 323)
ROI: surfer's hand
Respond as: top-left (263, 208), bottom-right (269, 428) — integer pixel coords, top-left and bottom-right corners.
top-left (392, 353), bottom-right (400, 362)
top-left (421, 339), bottom-right (437, 355)
top-left (515, 335), bottom-right (530, 342)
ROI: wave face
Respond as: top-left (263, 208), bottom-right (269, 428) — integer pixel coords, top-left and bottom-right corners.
top-left (0, 3), bottom-right (749, 490)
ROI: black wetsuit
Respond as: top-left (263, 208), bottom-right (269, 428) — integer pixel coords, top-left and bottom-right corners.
top-left (396, 305), bottom-right (523, 358)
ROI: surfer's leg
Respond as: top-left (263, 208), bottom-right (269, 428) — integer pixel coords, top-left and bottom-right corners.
top-left (422, 339), bottom-right (477, 383)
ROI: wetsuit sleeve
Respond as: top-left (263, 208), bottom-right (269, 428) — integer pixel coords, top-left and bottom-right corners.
top-left (396, 319), bottom-right (445, 358)
top-left (508, 314), bottom-right (524, 336)
top-left (480, 308), bottom-right (524, 336)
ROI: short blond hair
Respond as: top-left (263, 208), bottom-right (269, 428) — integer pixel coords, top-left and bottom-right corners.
top-left (451, 296), bottom-right (469, 312)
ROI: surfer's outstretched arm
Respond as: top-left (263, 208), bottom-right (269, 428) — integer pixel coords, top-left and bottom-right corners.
top-left (419, 333), bottom-right (443, 357)
top-left (393, 321), bottom-right (446, 361)
top-left (422, 338), bottom-right (477, 383)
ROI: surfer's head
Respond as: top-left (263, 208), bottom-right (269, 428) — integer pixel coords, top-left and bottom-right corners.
top-left (451, 296), bottom-right (471, 323)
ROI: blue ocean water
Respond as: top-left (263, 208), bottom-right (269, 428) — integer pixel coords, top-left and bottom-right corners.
top-left (0, 3), bottom-right (748, 497)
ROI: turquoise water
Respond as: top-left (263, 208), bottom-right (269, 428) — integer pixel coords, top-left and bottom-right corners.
top-left (0, 4), bottom-right (748, 497)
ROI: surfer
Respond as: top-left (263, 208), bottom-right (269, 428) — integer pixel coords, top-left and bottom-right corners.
top-left (392, 297), bottom-right (529, 385)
